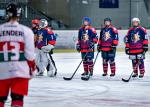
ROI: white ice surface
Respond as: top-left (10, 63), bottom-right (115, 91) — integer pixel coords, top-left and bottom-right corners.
top-left (5, 52), bottom-right (150, 107)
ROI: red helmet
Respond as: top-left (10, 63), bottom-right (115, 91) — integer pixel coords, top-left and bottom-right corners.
top-left (32, 19), bottom-right (40, 24)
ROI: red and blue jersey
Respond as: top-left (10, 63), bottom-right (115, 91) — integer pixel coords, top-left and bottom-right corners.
top-left (35, 27), bottom-right (56, 49)
top-left (79, 40), bottom-right (93, 52)
top-left (78, 26), bottom-right (98, 52)
top-left (98, 26), bottom-right (118, 51)
top-left (125, 26), bottom-right (148, 54)
top-left (32, 27), bottom-right (38, 35)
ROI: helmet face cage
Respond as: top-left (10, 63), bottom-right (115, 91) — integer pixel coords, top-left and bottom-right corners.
top-left (39, 19), bottom-right (48, 28)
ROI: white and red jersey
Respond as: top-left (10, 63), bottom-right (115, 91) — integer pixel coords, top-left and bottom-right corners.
top-left (0, 21), bottom-right (35, 80)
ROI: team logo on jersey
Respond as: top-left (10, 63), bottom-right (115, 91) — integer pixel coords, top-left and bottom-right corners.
top-left (38, 33), bottom-right (43, 42)
top-left (85, 30), bottom-right (88, 34)
top-left (132, 32), bottom-right (140, 43)
top-left (104, 31), bottom-right (111, 41)
top-left (83, 33), bottom-right (89, 41)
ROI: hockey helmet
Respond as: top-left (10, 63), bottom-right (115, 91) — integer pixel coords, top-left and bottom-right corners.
top-left (32, 19), bottom-right (40, 24)
top-left (132, 17), bottom-right (140, 23)
top-left (6, 3), bottom-right (22, 18)
top-left (83, 17), bottom-right (92, 24)
top-left (104, 17), bottom-right (112, 22)
top-left (39, 19), bottom-right (48, 28)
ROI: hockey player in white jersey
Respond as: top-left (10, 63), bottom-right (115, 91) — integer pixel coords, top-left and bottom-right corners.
top-left (35, 19), bottom-right (57, 77)
top-left (0, 3), bottom-right (36, 107)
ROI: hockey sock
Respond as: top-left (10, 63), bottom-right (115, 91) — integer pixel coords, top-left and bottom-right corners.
top-left (139, 59), bottom-right (145, 75)
top-left (11, 93), bottom-right (24, 107)
top-left (103, 59), bottom-right (108, 74)
top-left (83, 61), bottom-right (88, 73)
top-left (110, 60), bottom-right (116, 74)
top-left (88, 60), bottom-right (94, 73)
top-left (132, 59), bottom-right (138, 74)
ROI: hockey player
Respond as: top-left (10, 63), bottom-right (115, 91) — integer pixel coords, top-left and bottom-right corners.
top-left (97, 18), bottom-right (119, 77)
top-left (125, 18), bottom-right (148, 78)
top-left (31, 19), bottom-right (40, 72)
top-left (0, 3), bottom-right (36, 107)
top-left (76, 17), bottom-right (98, 77)
top-left (35, 19), bottom-right (57, 77)
top-left (31, 19), bottom-right (40, 43)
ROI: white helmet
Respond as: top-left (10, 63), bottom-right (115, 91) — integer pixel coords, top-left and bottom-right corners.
top-left (132, 17), bottom-right (140, 23)
top-left (39, 19), bottom-right (48, 28)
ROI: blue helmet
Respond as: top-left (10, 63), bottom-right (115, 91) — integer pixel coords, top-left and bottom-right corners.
top-left (83, 17), bottom-right (92, 24)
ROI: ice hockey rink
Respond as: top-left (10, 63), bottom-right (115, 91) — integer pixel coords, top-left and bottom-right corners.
top-left (5, 52), bottom-right (150, 107)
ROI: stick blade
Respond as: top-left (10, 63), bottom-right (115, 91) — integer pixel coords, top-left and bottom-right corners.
top-left (54, 71), bottom-right (57, 76)
top-left (63, 77), bottom-right (72, 81)
top-left (122, 78), bottom-right (129, 82)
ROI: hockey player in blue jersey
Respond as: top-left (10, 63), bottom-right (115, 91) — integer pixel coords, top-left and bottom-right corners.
top-left (32, 19), bottom-right (39, 35)
top-left (35, 19), bottom-right (57, 77)
top-left (76, 17), bottom-right (98, 77)
top-left (31, 19), bottom-right (40, 43)
top-left (125, 18), bottom-right (148, 78)
top-left (97, 18), bottom-right (119, 77)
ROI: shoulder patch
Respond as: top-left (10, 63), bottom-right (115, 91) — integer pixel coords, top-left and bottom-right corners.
top-left (137, 26), bottom-right (147, 34)
top-left (141, 27), bottom-right (147, 33)
top-left (45, 28), bottom-right (54, 34)
top-left (91, 27), bottom-right (97, 34)
top-left (127, 27), bottom-right (134, 36)
top-left (112, 27), bottom-right (118, 33)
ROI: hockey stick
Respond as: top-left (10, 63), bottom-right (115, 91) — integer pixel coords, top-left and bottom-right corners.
top-left (63, 45), bottom-right (95, 80)
top-left (49, 54), bottom-right (58, 76)
top-left (81, 51), bottom-right (100, 81)
top-left (122, 54), bottom-right (144, 82)
top-left (47, 53), bottom-right (57, 77)
top-left (122, 71), bottom-right (134, 82)
top-left (63, 58), bottom-right (83, 80)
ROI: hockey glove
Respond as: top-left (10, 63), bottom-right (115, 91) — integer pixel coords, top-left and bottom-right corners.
top-left (27, 60), bottom-right (36, 76)
top-left (76, 44), bottom-right (81, 52)
top-left (143, 45), bottom-right (148, 53)
top-left (125, 47), bottom-right (129, 55)
top-left (111, 45), bottom-right (116, 52)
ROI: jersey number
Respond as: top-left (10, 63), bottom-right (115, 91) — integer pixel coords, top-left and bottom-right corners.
top-left (3, 42), bottom-right (20, 61)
